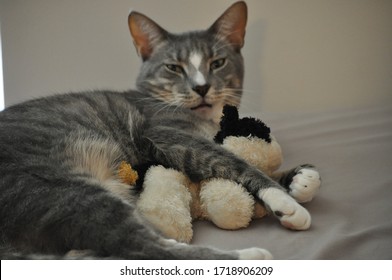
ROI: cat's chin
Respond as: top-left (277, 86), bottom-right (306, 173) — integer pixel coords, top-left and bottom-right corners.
top-left (191, 103), bottom-right (212, 111)
top-left (191, 103), bottom-right (224, 123)
top-left (191, 105), bottom-right (212, 118)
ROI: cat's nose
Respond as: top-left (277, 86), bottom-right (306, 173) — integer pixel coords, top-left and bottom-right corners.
top-left (192, 84), bottom-right (210, 97)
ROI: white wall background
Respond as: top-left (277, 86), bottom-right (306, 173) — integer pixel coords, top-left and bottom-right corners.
top-left (0, 0), bottom-right (391, 114)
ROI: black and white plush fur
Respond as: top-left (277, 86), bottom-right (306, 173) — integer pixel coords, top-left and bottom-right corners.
top-left (0, 1), bottom-right (319, 259)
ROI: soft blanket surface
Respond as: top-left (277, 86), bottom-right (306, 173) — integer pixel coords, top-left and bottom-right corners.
top-left (193, 104), bottom-right (392, 259)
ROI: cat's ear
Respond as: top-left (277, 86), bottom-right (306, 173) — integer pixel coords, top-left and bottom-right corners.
top-left (128, 11), bottom-right (167, 61)
top-left (209, 1), bottom-right (247, 50)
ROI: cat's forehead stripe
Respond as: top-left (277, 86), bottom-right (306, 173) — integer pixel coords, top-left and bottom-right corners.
top-left (189, 52), bottom-right (206, 86)
top-left (190, 52), bottom-right (202, 70)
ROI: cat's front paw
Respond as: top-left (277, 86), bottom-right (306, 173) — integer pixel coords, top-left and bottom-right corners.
top-left (259, 188), bottom-right (311, 230)
top-left (288, 165), bottom-right (321, 203)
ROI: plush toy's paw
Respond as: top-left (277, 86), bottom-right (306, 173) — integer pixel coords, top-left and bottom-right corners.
top-left (237, 247), bottom-right (273, 260)
top-left (287, 165), bottom-right (321, 203)
top-left (137, 166), bottom-right (194, 243)
top-left (141, 209), bottom-right (194, 243)
top-left (259, 188), bottom-right (311, 230)
top-left (200, 179), bottom-right (254, 230)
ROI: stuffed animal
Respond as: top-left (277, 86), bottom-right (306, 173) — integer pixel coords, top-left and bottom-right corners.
top-left (126, 106), bottom-right (319, 243)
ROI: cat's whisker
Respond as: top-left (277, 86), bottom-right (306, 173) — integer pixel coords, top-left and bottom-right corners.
top-left (152, 102), bottom-right (174, 117)
top-left (219, 87), bottom-right (259, 95)
top-left (151, 97), bottom-right (186, 117)
top-left (171, 100), bottom-right (186, 116)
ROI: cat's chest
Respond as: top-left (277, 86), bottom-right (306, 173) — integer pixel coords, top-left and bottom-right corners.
top-left (196, 121), bottom-right (220, 141)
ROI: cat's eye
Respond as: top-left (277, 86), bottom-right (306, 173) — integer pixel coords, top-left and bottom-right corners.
top-left (210, 58), bottom-right (226, 71)
top-left (165, 64), bottom-right (184, 74)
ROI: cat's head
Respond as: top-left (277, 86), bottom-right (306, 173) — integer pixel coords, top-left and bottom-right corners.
top-left (128, 1), bottom-right (247, 123)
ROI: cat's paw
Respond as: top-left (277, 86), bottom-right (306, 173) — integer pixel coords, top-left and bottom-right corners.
top-left (259, 188), bottom-right (311, 230)
top-left (237, 247), bottom-right (273, 260)
top-left (288, 165), bottom-right (321, 203)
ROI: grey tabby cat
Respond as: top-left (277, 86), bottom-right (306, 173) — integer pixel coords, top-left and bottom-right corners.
top-left (0, 1), bottom-right (318, 259)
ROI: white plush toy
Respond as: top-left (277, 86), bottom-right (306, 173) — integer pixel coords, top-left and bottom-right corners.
top-left (132, 106), bottom-right (320, 243)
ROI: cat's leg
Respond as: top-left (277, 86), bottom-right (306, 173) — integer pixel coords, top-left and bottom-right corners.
top-left (136, 165), bottom-right (194, 243)
top-left (271, 164), bottom-right (321, 203)
top-left (200, 179), bottom-right (254, 229)
top-left (144, 127), bottom-right (312, 230)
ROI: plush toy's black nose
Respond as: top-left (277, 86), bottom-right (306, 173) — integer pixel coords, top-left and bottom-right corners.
top-left (192, 84), bottom-right (210, 97)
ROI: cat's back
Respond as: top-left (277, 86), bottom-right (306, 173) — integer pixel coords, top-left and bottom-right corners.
top-left (0, 90), bottom-right (147, 137)
top-left (0, 90), bottom-right (148, 167)
top-left (0, 90), bottom-right (141, 125)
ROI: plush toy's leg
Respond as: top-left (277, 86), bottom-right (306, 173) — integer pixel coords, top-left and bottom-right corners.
top-left (200, 179), bottom-right (254, 229)
top-left (271, 164), bottom-right (321, 203)
top-left (136, 166), bottom-right (194, 243)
